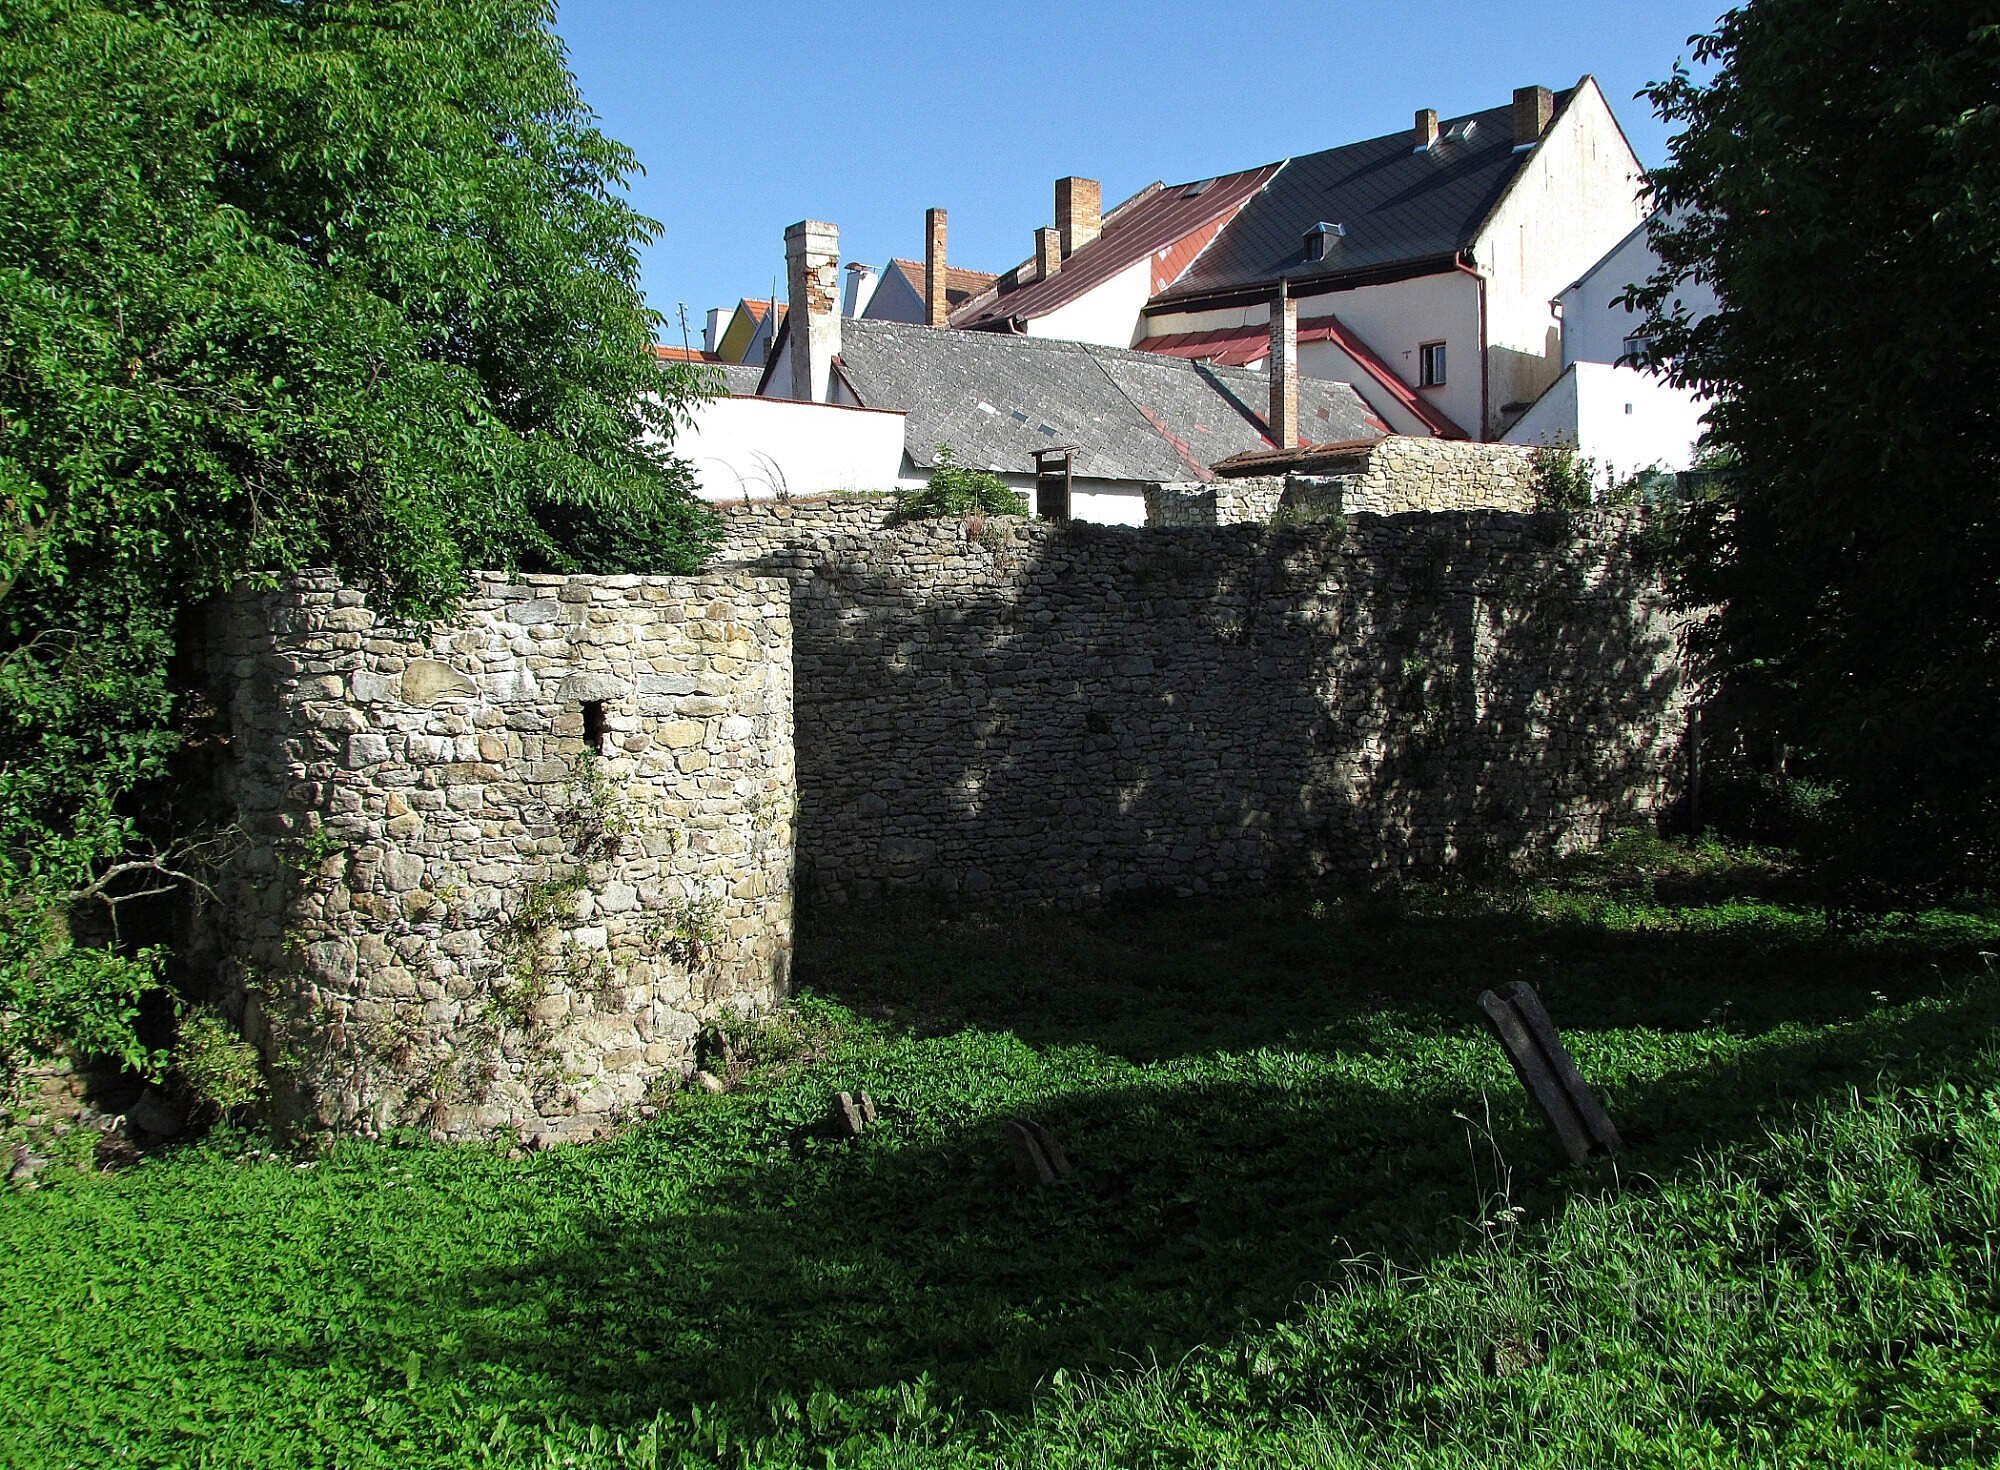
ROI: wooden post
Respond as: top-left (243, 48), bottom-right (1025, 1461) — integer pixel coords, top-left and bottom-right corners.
top-left (1477, 983), bottom-right (1618, 1165)
top-left (1032, 447), bottom-right (1074, 523)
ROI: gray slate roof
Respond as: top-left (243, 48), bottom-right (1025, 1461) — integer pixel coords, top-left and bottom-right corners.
top-left (1152, 93), bottom-right (1573, 308)
top-left (831, 317), bottom-right (1382, 482)
top-left (711, 362), bottom-right (766, 396)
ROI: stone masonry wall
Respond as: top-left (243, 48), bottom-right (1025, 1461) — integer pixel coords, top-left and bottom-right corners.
top-left (1148, 437), bottom-right (1539, 528)
top-left (745, 511), bottom-right (1684, 908)
top-left (203, 571), bottom-right (795, 1143)
top-left (714, 495), bottom-right (897, 565)
top-left (1334, 436), bottom-right (1537, 516)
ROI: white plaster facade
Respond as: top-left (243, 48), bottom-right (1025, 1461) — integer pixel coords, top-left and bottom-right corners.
top-left (1503, 361), bottom-right (1709, 483)
top-left (1023, 257), bottom-right (1154, 348)
top-left (1500, 212), bottom-right (1719, 476)
top-left (668, 395), bottom-right (908, 502)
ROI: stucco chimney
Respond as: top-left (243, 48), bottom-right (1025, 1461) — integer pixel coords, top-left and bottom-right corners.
top-left (1056, 176), bottom-right (1101, 258)
top-left (784, 219), bottom-right (840, 402)
top-left (924, 207), bottom-right (949, 327)
top-left (1413, 108), bottom-right (1439, 150)
top-left (843, 261), bottom-right (879, 318)
top-left (1035, 226), bottom-right (1062, 281)
top-left (1269, 279), bottom-right (1299, 450)
top-left (1513, 85), bottom-right (1554, 144)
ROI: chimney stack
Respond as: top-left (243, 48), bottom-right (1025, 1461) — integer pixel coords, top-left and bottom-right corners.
top-left (924, 207), bottom-right (949, 327)
top-left (1056, 176), bottom-right (1101, 258)
top-left (1413, 108), bottom-right (1439, 150)
top-left (1512, 85), bottom-right (1554, 145)
top-left (843, 261), bottom-right (879, 318)
top-left (1035, 226), bottom-right (1062, 281)
top-left (703, 307), bottom-right (729, 354)
top-left (1269, 279), bottom-right (1299, 451)
top-left (784, 219), bottom-right (840, 402)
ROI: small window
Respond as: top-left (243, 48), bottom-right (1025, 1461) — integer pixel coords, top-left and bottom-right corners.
top-left (1419, 341), bottom-right (1447, 387)
top-left (1620, 334), bottom-right (1652, 365)
top-left (581, 700), bottom-right (611, 755)
top-left (1303, 221), bottom-right (1344, 263)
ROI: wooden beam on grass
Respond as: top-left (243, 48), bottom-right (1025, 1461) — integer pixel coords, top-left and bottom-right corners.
top-left (1477, 984), bottom-right (1616, 1166)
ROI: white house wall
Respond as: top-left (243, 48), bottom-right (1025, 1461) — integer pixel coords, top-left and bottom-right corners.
top-left (670, 395), bottom-right (908, 501)
top-left (1144, 269), bottom-right (1482, 438)
top-left (1472, 77), bottom-right (1649, 432)
top-left (1026, 256), bottom-right (1156, 348)
top-left (1502, 361), bottom-right (1710, 481)
top-left (1560, 218), bottom-right (1721, 369)
top-left (861, 269), bottom-right (925, 324)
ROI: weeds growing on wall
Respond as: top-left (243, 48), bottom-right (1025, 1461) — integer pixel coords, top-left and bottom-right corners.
top-left (891, 445), bottom-right (1028, 523)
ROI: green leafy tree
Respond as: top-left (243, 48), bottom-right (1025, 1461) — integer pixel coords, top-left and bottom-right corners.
top-left (0, 0), bottom-right (718, 1088)
top-left (1633, 4), bottom-right (2000, 893)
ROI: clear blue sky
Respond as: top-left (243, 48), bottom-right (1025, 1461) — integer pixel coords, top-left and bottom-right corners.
top-left (552, 1), bottom-right (1728, 342)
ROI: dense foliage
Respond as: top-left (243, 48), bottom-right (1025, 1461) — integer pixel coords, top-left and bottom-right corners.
top-left (4, 849), bottom-right (1998, 1464)
top-left (0, 0), bottom-right (718, 1086)
top-left (1633, 4), bottom-right (2000, 892)
top-left (891, 444), bottom-right (1027, 522)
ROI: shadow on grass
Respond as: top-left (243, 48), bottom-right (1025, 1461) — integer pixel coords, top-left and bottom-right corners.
top-left (797, 887), bottom-right (1998, 1061)
top-left (413, 904), bottom-right (1999, 1430)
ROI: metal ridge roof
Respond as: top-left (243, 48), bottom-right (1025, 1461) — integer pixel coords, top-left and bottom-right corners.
top-left (1149, 93), bottom-right (1573, 309)
top-left (953, 162), bottom-right (1283, 330)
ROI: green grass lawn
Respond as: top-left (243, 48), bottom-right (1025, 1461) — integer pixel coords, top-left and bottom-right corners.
top-left (4, 839), bottom-right (1998, 1467)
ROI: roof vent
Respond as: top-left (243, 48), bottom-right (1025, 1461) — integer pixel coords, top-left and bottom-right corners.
top-left (1445, 118), bottom-right (1478, 144)
top-left (1303, 221), bottom-right (1345, 263)
top-left (1182, 177), bottom-right (1214, 198)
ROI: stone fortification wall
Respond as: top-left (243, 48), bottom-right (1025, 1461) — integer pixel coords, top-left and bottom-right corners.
top-left (204, 571), bottom-right (795, 1142)
top-left (1149, 437), bottom-right (1540, 527)
top-left (1333, 436), bottom-right (1537, 515)
top-left (1144, 478), bottom-right (1284, 528)
top-left (714, 494), bottom-right (897, 564)
top-left (748, 512), bottom-right (1683, 908)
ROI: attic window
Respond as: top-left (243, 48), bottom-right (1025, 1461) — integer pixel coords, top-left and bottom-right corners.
top-left (1445, 119), bottom-right (1478, 144)
top-left (1303, 221), bottom-right (1345, 263)
top-left (1182, 177), bottom-right (1214, 198)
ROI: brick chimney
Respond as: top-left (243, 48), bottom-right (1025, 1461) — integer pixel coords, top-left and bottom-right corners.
top-left (784, 219), bottom-right (840, 402)
top-left (1035, 226), bottom-right (1061, 281)
top-left (924, 207), bottom-right (949, 327)
top-left (1269, 279), bottom-right (1298, 450)
top-left (1513, 85), bottom-right (1554, 145)
top-left (1056, 176), bottom-right (1101, 258)
top-left (1413, 108), bottom-right (1439, 150)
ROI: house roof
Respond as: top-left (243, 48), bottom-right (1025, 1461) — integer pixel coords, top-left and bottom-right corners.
top-left (1138, 313), bottom-right (1468, 438)
top-left (884, 259), bottom-right (999, 310)
top-left (652, 345), bottom-right (725, 363)
top-left (825, 316), bottom-right (1383, 482)
top-left (952, 163), bottom-right (1283, 330)
top-left (710, 362), bottom-right (767, 395)
top-left (1148, 90), bottom-right (1575, 310)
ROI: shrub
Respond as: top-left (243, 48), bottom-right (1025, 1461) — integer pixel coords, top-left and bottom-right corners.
top-left (891, 445), bottom-right (1027, 522)
top-left (1527, 444), bottom-right (1600, 513)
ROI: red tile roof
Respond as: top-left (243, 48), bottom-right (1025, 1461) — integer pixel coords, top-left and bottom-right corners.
top-left (953, 163), bottom-right (1281, 330)
top-left (885, 259), bottom-right (999, 308)
top-left (1137, 312), bottom-right (1465, 439)
top-left (651, 344), bottom-right (725, 363)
